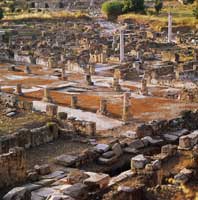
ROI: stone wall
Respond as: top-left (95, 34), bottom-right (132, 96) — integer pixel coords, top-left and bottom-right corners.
top-left (136, 110), bottom-right (198, 138)
top-left (0, 122), bottom-right (59, 154)
top-left (0, 147), bottom-right (26, 189)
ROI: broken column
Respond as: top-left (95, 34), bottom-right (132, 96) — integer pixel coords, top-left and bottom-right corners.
top-left (42, 88), bottom-right (52, 103)
top-left (61, 67), bottom-right (67, 81)
top-left (112, 77), bottom-right (121, 91)
top-left (89, 64), bottom-right (95, 75)
top-left (25, 65), bottom-right (31, 74)
top-left (86, 74), bottom-right (94, 86)
top-left (16, 84), bottom-right (23, 96)
top-left (97, 98), bottom-right (107, 115)
top-left (168, 12), bottom-right (173, 43)
top-left (141, 78), bottom-right (148, 95)
top-left (122, 92), bottom-right (131, 122)
top-left (71, 95), bottom-right (78, 109)
top-left (120, 29), bottom-right (125, 63)
top-left (112, 69), bottom-right (121, 91)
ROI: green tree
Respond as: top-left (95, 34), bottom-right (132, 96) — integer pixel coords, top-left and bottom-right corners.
top-left (155, 0), bottom-right (163, 14)
top-left (122, 0), bottom-right (145, 13)
top-left (0, 8), bottom-right (4, 20)
top-left (102, 1), bottom-right (124, 19)
top-left (9, 3), bottom-right (15, 13)
top-left (193, 7), bottom-right (198, 19)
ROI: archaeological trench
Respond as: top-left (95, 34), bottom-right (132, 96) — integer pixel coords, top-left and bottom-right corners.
top-left (0, 0), bottom-right (198, 200)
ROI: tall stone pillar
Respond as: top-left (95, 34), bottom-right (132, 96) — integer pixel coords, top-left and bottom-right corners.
top-left (122, 92), bottom-right (131, 122)
top-left (16, 84), bottom-right (23, 96)
top-left (42, 88), bottom-right (52, 103)
top-left (120, 29), bottom-right (125, 63)
top-left (112, 35), bottom-right (117, 50)
top-left (168, 12), bottom-right (172, 43)
top-left (71, 95), bottom-right (77, 109)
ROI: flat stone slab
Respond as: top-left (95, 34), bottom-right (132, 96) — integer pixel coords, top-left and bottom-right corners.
top-left (42, 171), bottom-right (65, 179)
top-left (32, 187), bottom-right (56, 198)
top-left (55, 155), bottom-right (78, 167)
top-left (94, 144), bottom-right (110, 153)
top-left (84, 172), bottom-right (110, 188)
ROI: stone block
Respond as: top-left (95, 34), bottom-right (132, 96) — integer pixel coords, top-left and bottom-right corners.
top-left (63, 183), bottom-right (88, 200)
top-left (131, 154), bottom-right (148, 169)
top-left (112, 143), bottom-right (123, 157)
top-left (84, 172), bottom-right (110, 189)
top-left (55, 155), bottom-right (78, 167)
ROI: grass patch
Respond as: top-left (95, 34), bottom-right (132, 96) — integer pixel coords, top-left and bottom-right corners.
top-left (3, 10), bottom-right (90, 21)
top-left (118, 1), bottom-right (198, 31)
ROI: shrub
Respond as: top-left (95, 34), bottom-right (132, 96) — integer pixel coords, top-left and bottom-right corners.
top-left (0, 8), bottom-right (4, 20)
top-left (193, 7), bottom-right (198, 19)
top-left (102, 0), bottom-right (124, 19)
top-left (155, 0), bottom-right (163, 14)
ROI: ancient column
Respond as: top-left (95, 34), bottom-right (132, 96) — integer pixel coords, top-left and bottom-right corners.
top-left (122, 92), bottom-right (131, 122)
top-left (61, 67), bottom-right (67, 81)
top-left (90, 0), bottom-right (94, 7)
top-left (97, 98), bottom-right (107, 115)
top-left (168, 12), bottom-right (172, 43)
top-left (120, 29), bottom-right (125, 63)
top-left (112, 35), bottom-right (117, 50)
top-left (112, 77), bottom-right (121, 91)
top-left (174, 68), bottom-right (179, 80)
top-left (86, 74), bottom-right (94, 86)
top-left (194, 49), bottom-right (198, 61)
top-left (42, 88), bottom-right (52, 103)
top-left (16, 84), bottom-right (23, 96)
top-left (141, 78), bottom-right (148, 95)
top-left (25, 65), bottom-right (31, 74)
top-left (89, 64), bottom-right (95, 75)
top-left (71, 95), bottom-right (77, 109)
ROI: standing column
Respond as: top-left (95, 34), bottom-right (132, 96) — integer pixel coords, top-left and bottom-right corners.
top-left (42, 88), bottom-right (52, 103)
top-left (168, 12), bottom-right (172, 43)
top-left (90, 0), bottom-right (94, 7)
top-left (122, 92), bottom-right (131, 122)
top-left (120, 29), bottom-right (125, 63)
top-left (16, 84), bottom-right (23, 96)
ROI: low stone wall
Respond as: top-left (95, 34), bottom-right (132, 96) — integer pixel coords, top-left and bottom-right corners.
top-left (0, 147), bottom-right (26, 189)
top-left (66, 117), bottom-right (96, 136)
top-left (0, 122), bottom-right (59, 154)
top-left (136, 110), bottom-right (198, 138)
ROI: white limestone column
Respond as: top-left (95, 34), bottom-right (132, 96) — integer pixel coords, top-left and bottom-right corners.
top-left (120, 29), bottom-right (124, 63)
top-left (168, 12), bottom-right (172, 43)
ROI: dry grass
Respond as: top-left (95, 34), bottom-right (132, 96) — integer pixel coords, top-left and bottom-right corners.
top-left (3, 10), bottom-right (89, 21)
top-left (118, 1), bottom-right (198, 31)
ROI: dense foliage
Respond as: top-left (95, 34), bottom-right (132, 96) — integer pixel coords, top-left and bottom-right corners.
top-left (193, 6), bottom-right (198, 19)
top-left (102, 1), bottom-right (124, 19)
top-left (155, 0), bottom-right (163, 14)
top-left (102, 0), bottom-right (145, 19)
top-left (0, 8), bottom-right (4, 20)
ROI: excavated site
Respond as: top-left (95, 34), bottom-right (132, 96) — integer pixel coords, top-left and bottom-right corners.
top-left (0, 1), bottom-right (198, 200)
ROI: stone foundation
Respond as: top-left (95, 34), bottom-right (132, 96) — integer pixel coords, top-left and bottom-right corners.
top-left (0, 147), bottom-right (26, 189)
